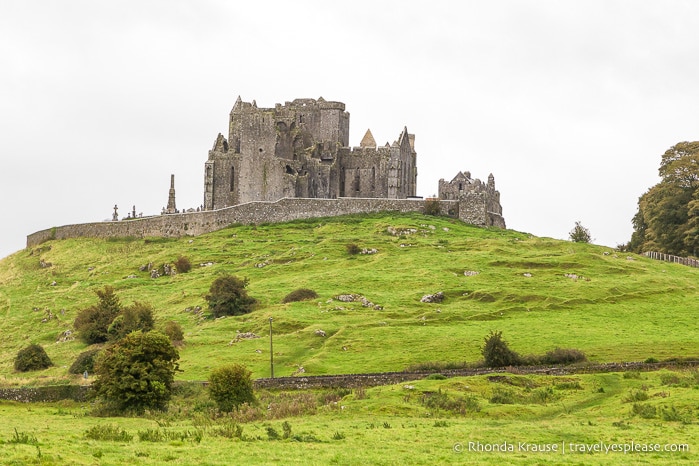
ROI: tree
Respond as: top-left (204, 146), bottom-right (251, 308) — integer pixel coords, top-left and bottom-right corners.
top-left (74, 286), bottom-right (122, 344)
top-left (629, 141), bottom-right (699, 256)
top-left (14, 344), bottom-right (53, 372)
top-left (91, 331), bottom-right (180, 414)
top-left (205, 274), bottom-right (257, 318)
top-left (569, 221), bottom-right (592, 243)
top-left (163, 321), bottom-right (184, 343)
top-left (481, 331), bottom-right (520, 368)
top-left (208, 364), bottom-right (256, 412)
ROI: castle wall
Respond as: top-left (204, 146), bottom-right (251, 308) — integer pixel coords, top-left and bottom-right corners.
top-left (25, 197), bottom-right (504, 248)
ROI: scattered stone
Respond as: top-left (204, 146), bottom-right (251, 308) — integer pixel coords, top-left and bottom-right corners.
top-left (255, 262), bottom-right (269, 268)
top-left (126, 275), bottom-right (137, 279)
top-left (50, 281), bottom-right (57, 286)
top-left (87, 266), bottom-right (95, 272)
top-left (523, 273), bottom-right (532, 278)
top-left (361, 248), bottom-right (378, 255)
top-left (564, 273), bottom-right (578, 280)
top-left (463, 270), bottom-right (479, 277)
top-left (39, 259), bottom-right (52, 268)
top-left (404, 385), bottom-right (415, 390)
top-left (420, 291), bottom-right (444, 303)
top-left (255, 349), bottom-right (263, 354)
top-left (56, 329), bottom-right (74, 343)
top-left (315, 329), bottom-right (327, 337)
top-left (292, 366), bottom-right (306, 376)
top-left (150, 269), bottom-right (160, 279)
top-left (229, 331), bottom-right (260, 344)
top-left (163, 264), bottom-right (176, 276)
top-left (188, 240), bottom-right (194, 243)
top-left (443, 227), bottom-right (450, 232)
top-left (603, 251), bottom-right (610, 256)
top-left (387, 226), bottom-right (417, 236)
top-left (626, 256), bottom-right (635, 261)
top-left (342, 346), bottom-right (348, 351)
top-left (199, 262), bottom-right (214, 267)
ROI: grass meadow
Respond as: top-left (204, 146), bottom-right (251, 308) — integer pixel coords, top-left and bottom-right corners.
top-left (1, 212), bottom-right (698, 464)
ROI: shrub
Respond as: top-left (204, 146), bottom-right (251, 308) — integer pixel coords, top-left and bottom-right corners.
top-left (569, 221), bottom-right (592, 243)
top-left (108, 302), bottom-right (155, 341)
top-left (424, 198), bottom-right (441, 216)
top-left (74, 286), bottom-right (122, 344)
top-left (540, 347), bottom-right (587, 365)
top-left (14, 344), bottom-right (53, 372)
top-left (91, 331), bottom-right (180, 414)
top-left (163, 321), bottom-right (184, 343)
top-left (481, 330), bottom-right (521, 368)
top-left (282, 288), bottom-right (319, 303)
top-left (208, 364), bottom-right (256, 412)
top-left (84, 424), bottom-right (133, 442)
top-left (205, 274), bottom-right (257, 318)
top-left (69, 348), bottom-right (101, 375)
top-left (346, 243), bottom-right (361, 255)
top-left (174, 256), bottom-right (192, 273)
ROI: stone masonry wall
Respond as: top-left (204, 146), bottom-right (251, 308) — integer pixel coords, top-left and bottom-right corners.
top-left (27, 197), bottom-right (486, 248)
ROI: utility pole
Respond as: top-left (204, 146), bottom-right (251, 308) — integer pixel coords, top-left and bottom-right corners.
top-left (269, 317), bottom-right (274, 378)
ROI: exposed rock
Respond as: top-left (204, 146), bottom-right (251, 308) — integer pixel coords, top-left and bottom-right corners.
top-left (420, 291), bottom-right (444, 303)
top-left (463, 270), bottom-right (479, 277)
top-left (523, 273), bottom-right (532, 278)
top-left (315, 329), bottom-right (327, 337)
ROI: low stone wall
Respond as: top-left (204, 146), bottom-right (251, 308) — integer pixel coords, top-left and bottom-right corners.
top-left (27, 197), bottom-right (471, 248)
top-left (0, 385), bottom-right (89, 403)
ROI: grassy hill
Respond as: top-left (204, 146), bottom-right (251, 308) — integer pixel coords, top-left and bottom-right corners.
top-left (1, 212), bottom-right (698, 383)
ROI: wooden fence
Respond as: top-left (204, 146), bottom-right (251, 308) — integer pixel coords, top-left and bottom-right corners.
top-left (644, 251), bottom-right (699, 268)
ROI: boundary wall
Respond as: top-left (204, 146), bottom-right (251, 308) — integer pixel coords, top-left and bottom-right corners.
top-left (27, 197), bottom-right (502, 248)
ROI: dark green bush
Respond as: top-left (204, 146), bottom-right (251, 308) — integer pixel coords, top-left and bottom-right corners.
top-left (107, 301), bottom-right (155, 341)
top-left (540, 347), bottom-right (587, 365)
top-left (14, 344), bottom-right (53, 372)
top-left (174, 256), bottom-right (192, 273)
top-left (282, 288), bottom-right (319, 303)
top-left (74, 286), bottom-right (122, 344)
top-left (346, 243), bottom-right (361, 255)
top-left (69, 348), bottom-right (101, 375)
top-left (205, 274), bottom-right (257, 317)
top-left (208, 363), bottom-right (256, 412)
top-left (92, 331), bottom-right (180, 414)
top-left (481, 330), bottom-right (521, 368)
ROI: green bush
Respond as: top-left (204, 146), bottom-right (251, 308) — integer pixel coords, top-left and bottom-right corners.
top-left (174, 256), bottom-right (192, 273)
top-left (540, 347), bottom-right (587, 365)
top-left (163, 321), bottom-right (184, 343)
top-left (107, 301), bottom-right (155, 340)
top-left (346, 243), bottom-right (361, 255)
top-left (14, 344), bottom-right (52, 372)
top-left (481, 330), bottom-right (521, 368)
top-left (74, 286), bottom-right (122, 344)
top-left (92, 331), bottom-right (180, 414)
top-left (205, 274), bottom-right (257, 318)
top-left (84, 424), bottom-right (133, 442)
top-left (208, 364), bottom-right (256, 413)
top-left (69, 348), bottom-right (101, 375)
top-left (281, 288), bottom-right (319, 303)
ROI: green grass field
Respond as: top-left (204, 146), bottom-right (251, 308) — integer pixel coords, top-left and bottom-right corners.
top-left (1, 212), bottom-right (698, 464)
top-left (0, 369), bottom-right (697, 465)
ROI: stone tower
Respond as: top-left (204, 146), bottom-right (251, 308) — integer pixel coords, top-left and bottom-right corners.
top-left (203, 97), bottom-right (418, 210)
top-left (438, 171), bottom-right (505, 228)
top-left (165, 174), bottom-right (177, 214)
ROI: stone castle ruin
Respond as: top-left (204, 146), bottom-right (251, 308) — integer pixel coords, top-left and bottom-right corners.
top-left (26, 97), bottom-right (505, 247)
top-left (203, 97), bottom-right (417, 209)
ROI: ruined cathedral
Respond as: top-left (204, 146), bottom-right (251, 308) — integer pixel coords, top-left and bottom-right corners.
top-left (203, 97), bottom-right (417, 210)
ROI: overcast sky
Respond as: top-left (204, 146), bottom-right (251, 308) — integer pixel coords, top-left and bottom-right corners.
top-left (2, 0), bottom-right (698, 259)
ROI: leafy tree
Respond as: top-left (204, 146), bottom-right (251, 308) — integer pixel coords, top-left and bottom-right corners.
top-left (205, 274), bottom-right (257, 317)
top-left (14, 344), bottom-right (53, 372)
top-left (569, 221), bottom-right (592, 243)
top-left (91, 331), bottom-right (180, 414)
top-left (74, 286), bottom-right (122, 344)
top-left (208, 364), bottom-right (256, 412)
top-left (107, 301), bottom-right (155, 341)
top-left (629, 141), bottom-right (699, 256)
top-left (481, 331), bottom-right (520, 368)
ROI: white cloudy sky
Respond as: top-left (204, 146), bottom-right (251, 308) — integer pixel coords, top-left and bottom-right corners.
top-left (2, 0), bottom-right (699, 259)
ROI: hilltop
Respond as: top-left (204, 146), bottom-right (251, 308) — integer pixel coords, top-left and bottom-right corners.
top-left (1, 212), bottom-right (697, 383)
